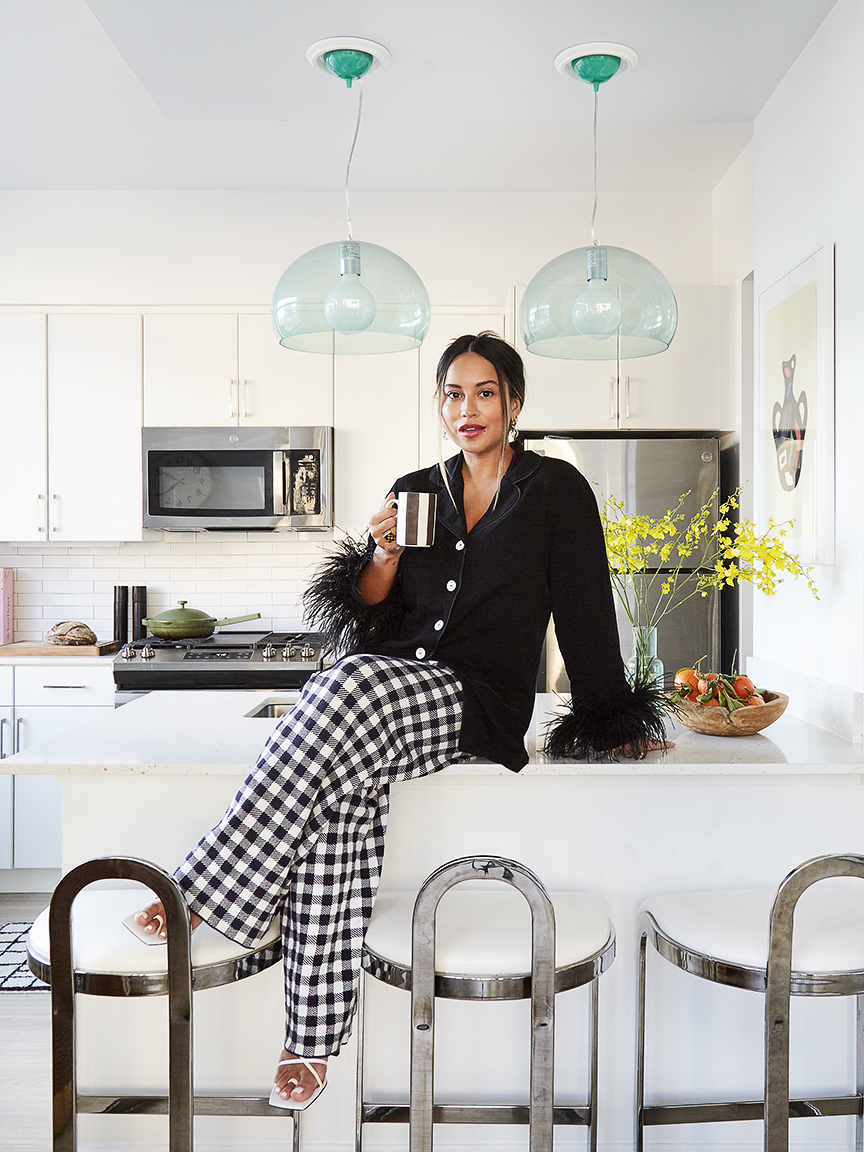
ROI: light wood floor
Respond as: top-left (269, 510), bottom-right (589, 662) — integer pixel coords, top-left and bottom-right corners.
top-left (0, 893), bottom-right (52, 1152)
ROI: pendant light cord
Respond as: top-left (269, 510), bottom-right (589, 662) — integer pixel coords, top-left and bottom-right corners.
top-left (344, 77), bottom-right (364, 242)
top-left (590, 84), bottom-right (599, 247)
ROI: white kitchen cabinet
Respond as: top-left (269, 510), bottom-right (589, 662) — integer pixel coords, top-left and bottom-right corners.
top-left (48, 314), bottom-right (143, 541)
top-left (9, 663), bottom-right (114, 869)
top-left (334, 351), bottom-right (420, 536)
top-left (0, 313), bottom-right (142, 544)
top-left (0, 667), bottom-right (13, 868)
top-left (0, 315), bottom-right (47, 542)
top-left (509, 285), bottom-right (725, 431)
top-left (144, 313), bottom-right (333, 428)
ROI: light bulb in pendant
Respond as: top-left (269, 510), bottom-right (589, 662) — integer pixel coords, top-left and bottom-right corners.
top-left (324, 242), bottom-right (376, 333)
top-left (571, 245), bottom-right (622, 340)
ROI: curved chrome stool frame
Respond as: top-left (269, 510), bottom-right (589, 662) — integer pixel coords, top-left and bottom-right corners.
top-left (637, 853), bottom-right (864, 1152)
top-left (29, 856), bottom-right (298, 1152)
top-left (356, 855), bottom-right (616, 1152)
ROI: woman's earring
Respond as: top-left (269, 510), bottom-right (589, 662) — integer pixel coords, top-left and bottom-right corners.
top-left (509, 419), bottom-right (519, 441)
top-left (442, 424), bottom-right (449, 441)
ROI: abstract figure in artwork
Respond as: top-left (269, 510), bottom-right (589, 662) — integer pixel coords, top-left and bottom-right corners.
top-left (772, 354), bottom-right (807, 491)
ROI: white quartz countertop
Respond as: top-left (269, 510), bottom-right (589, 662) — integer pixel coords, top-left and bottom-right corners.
top-left (2, 689), bottom-right (861, 776)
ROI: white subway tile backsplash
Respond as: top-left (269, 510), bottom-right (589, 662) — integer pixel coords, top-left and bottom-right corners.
top-left (7, 534), bottom-right (330, 641)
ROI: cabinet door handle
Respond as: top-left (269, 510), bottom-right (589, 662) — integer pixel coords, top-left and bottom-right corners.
top-left (15, 716), bottom-right (23, 754)
top-left (241, 378), bottom-right (250, 419)
top-left (229, 379), bottom-right (239, 419)
top-left (623, 375), bottom-right (630, 419)
top-left (0, 717), bottom-right (6, 759)
top-left (42, 684), bottom-right (87, 689)
top-left (37, 494), bottom-right (46, 533)
top-left (610, 376), bottom-right (617, 420)
top-left (51, 494), bottom-right (60, 533)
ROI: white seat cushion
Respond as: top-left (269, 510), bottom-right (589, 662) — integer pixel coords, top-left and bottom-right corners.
top-left (365, 889), bottom-right (611, 976)
top-left (27, 889), bottom-right (280, 975)
top-left (641, 889), bottom-right (864, 973)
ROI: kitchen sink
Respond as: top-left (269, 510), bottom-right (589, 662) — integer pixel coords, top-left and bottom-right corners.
top-left (244, 697), bottom-right (296, 719)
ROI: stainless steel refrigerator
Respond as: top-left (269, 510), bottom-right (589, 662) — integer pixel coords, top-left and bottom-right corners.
top-left (524, 434), bottom-right (733, 692)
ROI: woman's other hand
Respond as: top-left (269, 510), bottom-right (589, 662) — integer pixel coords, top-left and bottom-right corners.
top-left (368, 493), bottom-right (403, 557)
top-left (617, 739), bottom-right (675, 760)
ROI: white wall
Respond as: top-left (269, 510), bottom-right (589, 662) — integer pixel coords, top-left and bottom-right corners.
top-left (749, 0), bottom-right (864, 732)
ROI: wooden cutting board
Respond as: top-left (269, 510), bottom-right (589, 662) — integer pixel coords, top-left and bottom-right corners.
top-left (0, 640), bottom-right (121, 657)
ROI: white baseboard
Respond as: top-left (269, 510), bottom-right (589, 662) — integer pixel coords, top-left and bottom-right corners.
top-left (0, 866), bottom-right (59, 893)
top-left (746, 657), bottom-right (864, 743)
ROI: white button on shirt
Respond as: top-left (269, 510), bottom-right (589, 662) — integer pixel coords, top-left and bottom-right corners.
top-left (455, 540), bottom-right (465, 551)
top-left (434, 620), bottom-right (444, 631)
top-left (415, 647), bottom-right (426, 659)
top-left (446, 580), bottom-right (457, 591)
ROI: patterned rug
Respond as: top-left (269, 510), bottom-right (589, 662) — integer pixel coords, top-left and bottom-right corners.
top-left (0, 922), bottom-right (49, 991)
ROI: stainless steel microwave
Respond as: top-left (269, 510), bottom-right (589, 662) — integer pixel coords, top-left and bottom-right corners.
top-left (143, 427), bottom-right (333, 531)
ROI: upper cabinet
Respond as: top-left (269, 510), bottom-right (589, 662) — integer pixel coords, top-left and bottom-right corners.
top-left (509, 285), bottom-right (726, 432)
top-left (0, 315), bottom-right (47, 542)
top-left (144, 313), bottom-right (333, 428)
top-left (0, 313), bottom-right (143, 543)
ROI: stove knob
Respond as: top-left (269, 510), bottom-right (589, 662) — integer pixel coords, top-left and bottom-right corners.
top-left (280, 647), bottom-right (293, 661)
top-left (121, 644), bottom-right (136, 660)
top-left (301, 645), bottom-right (316, 660)
top-left (140, 644), bottom-right (155, 660)
top-left (262, 644), bottom-right (277, 659)
top-left (288, 646), bottom-right (299, 661)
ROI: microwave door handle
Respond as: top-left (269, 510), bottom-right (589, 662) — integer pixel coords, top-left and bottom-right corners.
top-left (275, 452), bottom-right (288, 514)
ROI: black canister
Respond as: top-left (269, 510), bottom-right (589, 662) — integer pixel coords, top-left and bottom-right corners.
top-left (131, 586), bottom-right (147, 641)
top-left (113, 586), bottom-right (129, 645)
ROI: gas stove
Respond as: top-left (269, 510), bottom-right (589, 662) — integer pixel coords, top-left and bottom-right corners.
top-left (113, 631), bottom-right (325, 693)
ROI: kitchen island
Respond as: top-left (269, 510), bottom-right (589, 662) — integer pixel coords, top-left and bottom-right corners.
top-left (4, 691), bottom-right (863, 1152)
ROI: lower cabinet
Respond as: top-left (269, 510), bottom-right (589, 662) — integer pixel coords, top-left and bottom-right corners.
top-left (5, 664), bottom-right (115, 870)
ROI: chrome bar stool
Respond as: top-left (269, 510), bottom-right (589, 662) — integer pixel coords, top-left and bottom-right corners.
top-left (637, 853), bottom-right (864, 1152)
top-left (26, 856), bottom-right (297, 1152)
top-left (356, 855), bottom-right (616, 1152)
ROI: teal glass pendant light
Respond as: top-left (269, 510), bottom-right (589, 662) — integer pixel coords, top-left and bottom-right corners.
top-left (272, 38), bottom-right (430, 355)
top-left (521, 43), bottom-right (677, 360)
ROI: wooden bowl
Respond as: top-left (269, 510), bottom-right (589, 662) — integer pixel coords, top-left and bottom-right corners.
top-left (671, 691), bottom-right (789, 737)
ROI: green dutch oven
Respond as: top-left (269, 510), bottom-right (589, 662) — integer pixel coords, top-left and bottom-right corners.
top-left (141, 601), bottom-right (261, 640)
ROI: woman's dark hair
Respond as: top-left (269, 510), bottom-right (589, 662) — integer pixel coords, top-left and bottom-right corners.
top-left (433, 332), bottom-right (527, 503)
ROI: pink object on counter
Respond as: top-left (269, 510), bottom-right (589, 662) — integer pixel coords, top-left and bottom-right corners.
top-left (0, 569), bottom-right (12, 645)
top-left (0, 569), bottom-right (12, 644)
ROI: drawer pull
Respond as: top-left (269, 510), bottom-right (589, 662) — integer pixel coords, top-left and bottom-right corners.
top-left (42, 684), bottom-right (88, 689)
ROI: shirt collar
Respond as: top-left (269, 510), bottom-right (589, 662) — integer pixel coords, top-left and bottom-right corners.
top-left (427, 449), bottom-right (542, 537)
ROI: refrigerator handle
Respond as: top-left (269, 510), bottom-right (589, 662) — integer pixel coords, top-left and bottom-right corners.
top-left (610, 376), bottom-right (617, 421)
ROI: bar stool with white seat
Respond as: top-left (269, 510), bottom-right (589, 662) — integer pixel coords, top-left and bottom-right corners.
top-left (356, 855), bottom-right (616, 1152)
top-left (637, 853), bottom-right (864, 1152)
top-left (26, 856), bottom-right (297, 1152)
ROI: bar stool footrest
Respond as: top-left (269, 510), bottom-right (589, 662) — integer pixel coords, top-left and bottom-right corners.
top-left (78, 1094), bottom-right (302, 1117)
top-left (643, 1094), bottom-right (863, 1126)
top-left (362, 1103), bottom-right (590, 1126)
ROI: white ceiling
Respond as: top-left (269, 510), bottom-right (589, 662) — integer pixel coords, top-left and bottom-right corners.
top-left (0, 0), bottom-right (838, 194)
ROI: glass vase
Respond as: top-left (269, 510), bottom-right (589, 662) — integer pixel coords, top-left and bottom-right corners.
top-left (626, 625), bottom-right (665, 690)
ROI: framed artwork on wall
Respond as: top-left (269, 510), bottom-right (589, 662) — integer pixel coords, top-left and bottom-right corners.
top-left (755, 243), bottom-right (835, 565)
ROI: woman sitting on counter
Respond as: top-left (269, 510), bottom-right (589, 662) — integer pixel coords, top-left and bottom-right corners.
top-left (129, 332), bottom-right (668, 1109)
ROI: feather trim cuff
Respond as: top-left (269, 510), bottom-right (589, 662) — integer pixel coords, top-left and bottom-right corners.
top-left (303, 537), bottom-right (406, 658)
top-left (543, 676), bottom-right (668, 762)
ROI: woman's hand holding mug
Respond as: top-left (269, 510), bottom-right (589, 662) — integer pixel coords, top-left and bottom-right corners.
top-left (368, 493), bottom-right (403, 557)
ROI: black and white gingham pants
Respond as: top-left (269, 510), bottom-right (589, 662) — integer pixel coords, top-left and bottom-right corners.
top-left (173, 654), bottom-right (465, 1057)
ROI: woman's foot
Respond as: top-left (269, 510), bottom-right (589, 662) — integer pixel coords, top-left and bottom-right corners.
top-left (272, 1049), bottom-right (328, 1106)
top-left (133, 900), bottom-right (203, 941)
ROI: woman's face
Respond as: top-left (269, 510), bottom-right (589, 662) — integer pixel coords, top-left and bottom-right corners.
top-left (440, 352), bottom-right (521, 460)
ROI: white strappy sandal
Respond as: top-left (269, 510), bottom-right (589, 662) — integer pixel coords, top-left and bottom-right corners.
top-left (268, 1057), bottom-right (328, 1110)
